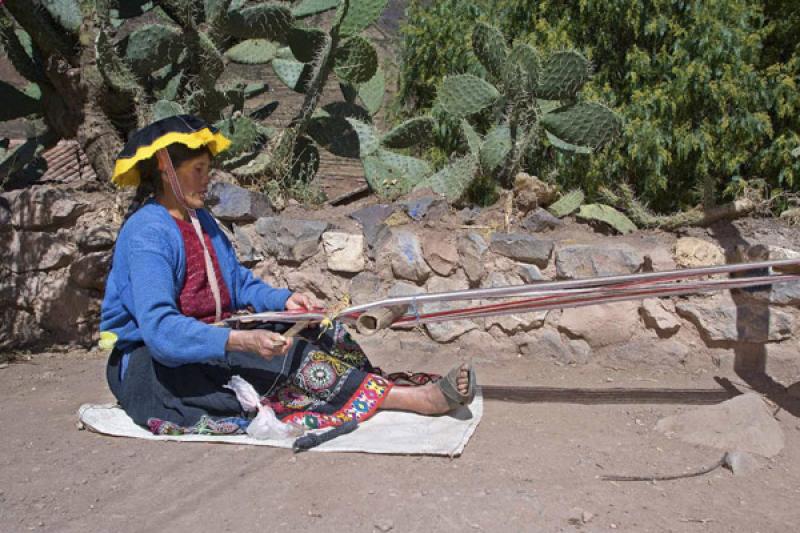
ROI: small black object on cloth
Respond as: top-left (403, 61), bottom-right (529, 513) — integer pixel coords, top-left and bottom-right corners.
top-left (293, 419), bottom-right (359, 452)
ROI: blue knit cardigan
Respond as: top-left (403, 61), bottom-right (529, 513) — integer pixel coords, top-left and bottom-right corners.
top-left (100, 200), bottom-right (291, 367)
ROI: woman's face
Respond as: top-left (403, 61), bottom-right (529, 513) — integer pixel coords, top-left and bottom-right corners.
top-left (164, 152), bottom-right (212, 210)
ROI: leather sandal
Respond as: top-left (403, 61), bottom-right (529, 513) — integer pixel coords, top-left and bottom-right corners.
top-left (436, 363), bottom-right (476, 409)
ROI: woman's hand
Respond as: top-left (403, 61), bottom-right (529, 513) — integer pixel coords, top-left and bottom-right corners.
top-left (226, 329), bottom-right (293, 359)
top-left (285, 291), bottom-right (319, 311)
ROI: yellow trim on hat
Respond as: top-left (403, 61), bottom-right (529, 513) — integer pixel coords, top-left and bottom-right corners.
top-left (111, 128), bottom-right (232, 187)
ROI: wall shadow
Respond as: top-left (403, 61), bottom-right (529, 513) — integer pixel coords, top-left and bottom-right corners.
top-left (707, 220), bottom-right (800, 417)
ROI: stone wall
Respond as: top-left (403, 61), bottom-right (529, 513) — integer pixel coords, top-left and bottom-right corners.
top-left (2, 180), bottom-right (799, 380)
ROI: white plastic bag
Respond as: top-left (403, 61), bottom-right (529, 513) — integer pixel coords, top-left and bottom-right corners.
top-left (224, 375), bottom-right (304, 440)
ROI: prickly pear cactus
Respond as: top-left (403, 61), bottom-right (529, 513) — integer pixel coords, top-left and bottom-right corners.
top-left (576, 204), bottom-right (637, 234)
top-left (548, 189), bottom-right (585, 218)
top-left (437, 74), bottom-right (500, 118)
top-left (536, 51), bottom-right (592, 100)
top-left (541, 101), bottom-right (622, 152)
top-left (224, 39), bottom-right (278, 64)
top-left (472, 22), bottom-right (507, 80)
top-left (417, 155), bottom-right (479, 202)
top-left (381, 117), bottom-right (435, 149)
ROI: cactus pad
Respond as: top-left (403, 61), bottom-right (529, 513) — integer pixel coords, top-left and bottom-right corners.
top-left (41, 0), bottom-right (82, 33)
top-left (225, 3), bottom-right (292, 41)
top-left (536, 50), bottom-right (591, 100)
top-left (124, 24), bottom-right (184, 78)
top-left (345, 118), bottom-right (380, 158)
top-left (334, 36), bottom-right (379, 84)
top-left (437, 74), bottom-right (500, 118)
top-left (418, 154), bottom-right (479, 202)
top-left (381, 117), bottom-right (435, 149)
top-left (358, 67), bottom-right (385, 115)
top-left (96, 29), bottom-right (142, 94)
top-left (548, 189), bottom-right (585, 218)
top-left (152, 100), bottom-right (186, 121)
top-left (461, 119), bottom-right (483, 155)
top-left (504, 43), bottom-right (540, 95)
top-left (292, 0), bottom-right (341, 18)
top-left (272, 57), bottom-right (314, 93)
top-left (224, 39), bottom-right (278, 64)
top-left (471, 22), bottom-right (506, 80)
top-left (339, 0), bottom-right (388, 37)
top-left (541, 101), bottom-right (622, 151)
top-left (363, 148), bottom-right (432, 200)
top-left (577, 204), bottom-right (637, 234)
top-left (288, 27), bottom-right (327, 63)
top-left (479, 125), bottom-right (511, 174)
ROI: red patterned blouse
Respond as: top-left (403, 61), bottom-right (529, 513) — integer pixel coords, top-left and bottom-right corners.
top-left (173, 216), bottom-right (233, 323)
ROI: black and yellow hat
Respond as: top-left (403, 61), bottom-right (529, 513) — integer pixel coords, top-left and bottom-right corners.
top-left (111, 115), bottom-right (231, 187)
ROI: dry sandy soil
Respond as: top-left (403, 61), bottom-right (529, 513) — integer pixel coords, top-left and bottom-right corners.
top-left (2, 331), bottom-right (799, 533)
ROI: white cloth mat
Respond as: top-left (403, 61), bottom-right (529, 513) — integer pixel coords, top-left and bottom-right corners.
top-left (78, 387), bottom-right (482, 457)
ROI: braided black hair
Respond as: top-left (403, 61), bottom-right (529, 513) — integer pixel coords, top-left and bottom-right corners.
top-left (121, 143), bottom-right (212, 225)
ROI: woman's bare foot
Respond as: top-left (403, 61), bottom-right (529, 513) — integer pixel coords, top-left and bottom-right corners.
top-left (380, 364), bottom-right (472, 415)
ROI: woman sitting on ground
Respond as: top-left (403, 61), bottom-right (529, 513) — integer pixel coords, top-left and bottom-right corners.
top-left (100, 115), bottom-right (475, 435)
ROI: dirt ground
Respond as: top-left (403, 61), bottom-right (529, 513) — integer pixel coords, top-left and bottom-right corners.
top-left (2, 332), bottom-right (799, 533)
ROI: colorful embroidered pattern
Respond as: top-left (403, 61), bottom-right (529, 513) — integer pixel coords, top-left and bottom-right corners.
top-left (270, 374), bottom-right (391, 430)
top-left (148, 415), bottom-right (249, 436)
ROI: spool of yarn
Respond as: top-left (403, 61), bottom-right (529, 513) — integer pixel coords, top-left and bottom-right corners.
top-left (355, 305), bottom-right (409, 335)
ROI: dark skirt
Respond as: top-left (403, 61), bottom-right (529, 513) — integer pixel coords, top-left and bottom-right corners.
top-left (106, 323), bottom-right (392, 433)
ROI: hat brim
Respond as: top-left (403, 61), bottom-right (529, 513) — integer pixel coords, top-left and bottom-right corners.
top-left (112, 120), bottom-right (231, 188)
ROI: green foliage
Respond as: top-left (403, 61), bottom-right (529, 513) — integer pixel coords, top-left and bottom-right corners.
top-left (399, 0), bottom-right (800, 212)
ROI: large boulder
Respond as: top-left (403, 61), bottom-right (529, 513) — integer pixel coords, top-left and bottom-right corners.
top-left (558, 301), bottom-right (640, 348)
top-left (69, 251), bottom-right (112, 291)
top-left (513, 172), bottom-right (558, 213)
top-left (490, 233), bottom-right (553, 267)
top-left (676, 294), bottom-right (794, 343)
top-left (254, 217), bottom-right (328, 263)
top-left (350, 204), bottom-right (394, 260)
top-left (639, 299), bottom-right (681, 337)
top-left (674, 237), bottom-right (725, 268)
top-left (655, 393), bottom-right (785, 458)
top-left (322, 231), bottom-right (365, 273)
top-left (480, 271), bottom-right (546, 334)
top-left (458, 232), bottom-right (488, 284)
top-left (208, 181), bottom-right (272, 222)
top-left (4, 231), bottom-right (75, 273)
top-left (388, 230), bottom-right (431, 283)
top-left (422, 233), bottom-right (459, 276)
top-left (517, 328), bottom-right (591, 365)
top-left (77, 225), bottom-right (116, 252)
top-left (520, 208), bottom-right (563, 232)
top-left (3, 186), bottom-right (87, 230)
top-left (349, 272), bottom-right (384, 305)
top-left (424, 274), bottom-right (478, 343)
top-left (555, 244), bottom-right (644, 279)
